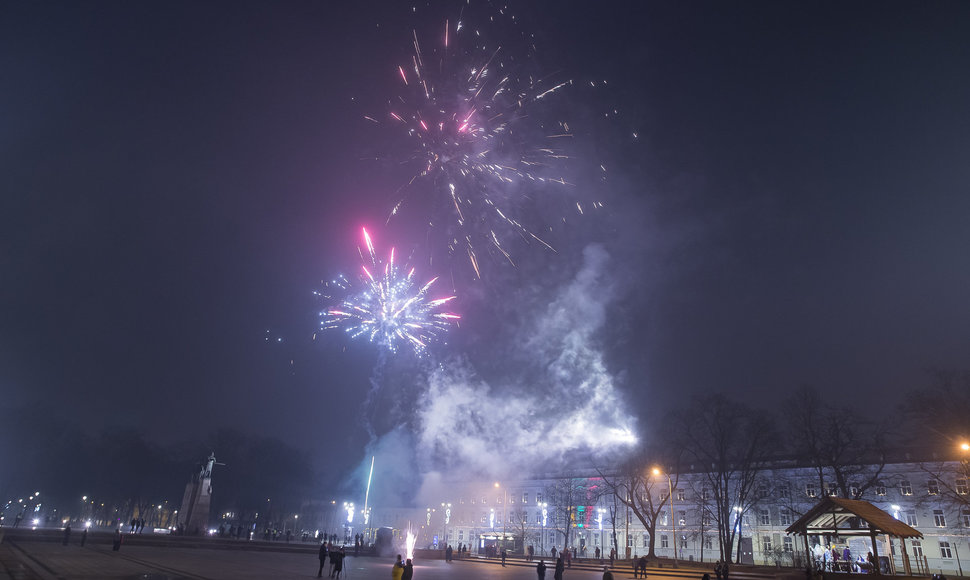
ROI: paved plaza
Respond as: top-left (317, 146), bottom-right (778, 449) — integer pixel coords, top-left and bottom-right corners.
top-left (0, 537), bottom-right (716, 580)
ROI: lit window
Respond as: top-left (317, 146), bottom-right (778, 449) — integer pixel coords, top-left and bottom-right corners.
top-left (900, 481), bottom-right (913, 496)
top-left (940, 541), bottom-right (952, 559)
top-left (956, 479), bottom-right (969, 495)
top-left (875, 484), bottom-right (886, 496)
top-left (905, 512), bottom-right (918, 526)
top-left (536, 493), bottom-right (543, 503)
top-left (928, 480), bottom-right (940, 495)
top-left (522, 492), bottom-right (529, 503)
top-left (849, 485), bottom-right (859, 498)
top-left (824, 482), bottom-right (838, 497)
top-left (934, 509), bottom-right (946, 527)
top-left (678, 511), bottom-right (686, 526)
top-left (805, 482), bottom-right (818, 498)
top-left (962, 509), bottom-right (970, 528)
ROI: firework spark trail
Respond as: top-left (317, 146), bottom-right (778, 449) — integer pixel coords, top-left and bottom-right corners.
top-left (321, 228), bottom-right (460, 356)
top-left (373, 16), bottom-right (576, 276)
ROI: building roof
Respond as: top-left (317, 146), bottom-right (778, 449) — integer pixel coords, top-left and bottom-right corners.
top-left (785, 497), bottom-right (923, 539)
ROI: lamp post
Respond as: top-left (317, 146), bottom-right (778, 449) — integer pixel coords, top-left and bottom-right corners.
top-left (598, 508), bottom-right (606, 558)
top-left (442, 502), bottom-right (451, 548)
top-left (494, 482), bottom-right (507, 551)
top-left (541, 502), bottom-right (548, 555)
top-left (653, 468), bottom-right (677, 566)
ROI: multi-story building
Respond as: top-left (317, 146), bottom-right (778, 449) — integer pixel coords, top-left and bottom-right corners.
top-left (364, 459), bottom-right (970, 574)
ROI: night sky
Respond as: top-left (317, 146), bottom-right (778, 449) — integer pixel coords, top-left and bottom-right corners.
top-left (3, 1), bottom-right (969, 494)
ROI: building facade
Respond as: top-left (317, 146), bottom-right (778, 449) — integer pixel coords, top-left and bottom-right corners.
top-left (365, 460), bottom-right (970, 574)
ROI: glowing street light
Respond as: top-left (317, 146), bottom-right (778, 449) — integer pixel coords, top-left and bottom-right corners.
top-left (653, 468), bottom-right (678, 565)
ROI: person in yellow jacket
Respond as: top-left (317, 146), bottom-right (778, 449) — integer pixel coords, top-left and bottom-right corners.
top-left (391, 554), bottom-right (405, 580)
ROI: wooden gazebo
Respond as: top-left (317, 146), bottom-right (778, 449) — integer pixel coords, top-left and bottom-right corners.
top-left (785, 497), bottom-right (923, 575)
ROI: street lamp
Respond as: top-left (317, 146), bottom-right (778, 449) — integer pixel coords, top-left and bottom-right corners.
top-left (653, 468), bottom-right (677, 565)
top-left (494, 482), bottom-right (508, 551)
top-left (598, 508), bottom-right (606, 558)
top-left (442, 502), bottom-right (451, 548)
top-left (541, 502), bottom-right (548, 555)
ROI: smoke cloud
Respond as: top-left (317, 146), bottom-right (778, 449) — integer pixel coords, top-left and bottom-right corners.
top-left (415, 244), bottom-right (636, 478)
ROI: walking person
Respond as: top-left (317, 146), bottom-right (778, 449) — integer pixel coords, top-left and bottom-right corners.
top-left (555, 556), bottom-right (565, 580)
top-left (537, 560), bottom-right (547, 579)
top-left (502, 548), bottom-right (507, 567)
top-left (317, 542), bottom-right (328, 577)
top-left (62, 524), bottom-right (72, 546)
top-left (392, 554), bottom-right (405, 580)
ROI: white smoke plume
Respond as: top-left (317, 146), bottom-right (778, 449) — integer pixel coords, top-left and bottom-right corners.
top-left (415, 244), bottom-right (637, 478)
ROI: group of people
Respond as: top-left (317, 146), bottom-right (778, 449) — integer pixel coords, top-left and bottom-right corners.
top-left (128, 517), bottom-right (147, 533)
top-left (391, 554), bottom-right (415, 580)
top-left (316, 543), bottom-right (347, 578)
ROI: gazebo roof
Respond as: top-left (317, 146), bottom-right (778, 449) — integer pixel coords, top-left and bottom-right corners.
top-left (785, 497), bottom-right (923, 539)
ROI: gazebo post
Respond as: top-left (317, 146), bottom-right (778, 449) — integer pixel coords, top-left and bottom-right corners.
top-left (803, 533), bottom-right (811, 570)
top-left (900, 537), bottom-right (911, 575)
top-left (869, 529), bottom-right (881, 575)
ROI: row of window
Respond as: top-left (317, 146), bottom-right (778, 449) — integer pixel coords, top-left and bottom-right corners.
top-left (458, 492), bottom-right (545, 505)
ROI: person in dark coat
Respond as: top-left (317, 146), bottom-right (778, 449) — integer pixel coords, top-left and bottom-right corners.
top-left (63, 524), bottom-right (72, 545)
top-left (402, 558), bottom-right (414, 580)
top-left (446, 544), bottom-right (453, 562)
top-left (502, 548), bottom-right (507, 566)
top-left (554, 556), bottom-right (566, 580)
top-left (537, 560), bottom-right (547, 579)
top-left (331, 547), bottom-right (345, 579)
top-left (112, 529), bottom-right (123, 551)
top-left (317, 542), bottom-right (329, 577)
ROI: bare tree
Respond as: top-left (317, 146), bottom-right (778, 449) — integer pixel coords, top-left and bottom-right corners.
top-left (598, 450), bottom-right (678, 558)
top-left (669, 393), bottom-right (776, 564)
top-left (544, 477), bottom-right (590, 554)
top-left (787, 385), bottom-right (888, 503)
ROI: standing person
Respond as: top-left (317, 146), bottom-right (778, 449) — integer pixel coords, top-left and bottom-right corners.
top-left (595, 546), bottom-right (601, 561)
top-left (637, 556), bottom-right (648, 578)
top-left (112, 529), bottom-right (123, 551)
top-left (63, 524), bottom-right (72, 545)
top-left (603, 566), bottom-right (615, 580)
top-left (402, 558), bottom-right (414, 580)
top-left (723, 562), bottom-right (730, 580)
top-left (565, 547), bottom-right (572, 568)
top-left (317, 542), bottom-right (329, 578)
top-left (554, 556), bottom-right (565, 580)
top-left (537, 560), bottom-right (547, 579)
top-left (715, 561), bottom-right (723, 580)
top-left (552, 546), bottom-right (558, 560)
top-left (392, 554), bottom-right (405, 580)
top-left (332, 548), bottom-right (345, 579)
top-left (502, 548), bottom-right (507, 567)
top-left (446, 544), bottom-right (453, 562)
top-left (81, 528), bottom-right (88, 547)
